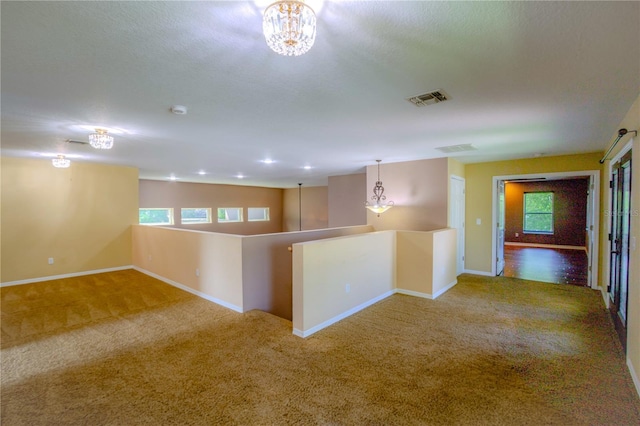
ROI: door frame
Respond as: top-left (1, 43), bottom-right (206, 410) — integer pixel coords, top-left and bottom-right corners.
top-left (603, 140), bottom-right (633, 308)
top-left (449, 175), bottom-right (466, 275)
top-left (491, 170), bottom-right (601, 289)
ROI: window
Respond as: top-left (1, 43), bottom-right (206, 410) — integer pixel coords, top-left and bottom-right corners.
top-left (139, 208), bottom-right (173, 226)
top-left (217, 207), bottom-right (243, 223)
top-left (523, 192), bottom-right (553, 233)
top-left (181, 208), bottom-right (212, 224)
top-left (248, 207), bottom-right (270, 222)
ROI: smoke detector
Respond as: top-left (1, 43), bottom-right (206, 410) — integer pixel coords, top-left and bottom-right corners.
top-left (407, 89), bottom-right (450, 107)
top-left (171, 105), bottom-right (188, 115)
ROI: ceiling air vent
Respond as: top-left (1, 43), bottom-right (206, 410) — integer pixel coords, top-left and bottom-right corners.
top-left (65, 139), bottom-right (89, 145)
top-left (434, 144), bottom-right (477, 154)
top-left (407, 89), bottom-right (450, 107)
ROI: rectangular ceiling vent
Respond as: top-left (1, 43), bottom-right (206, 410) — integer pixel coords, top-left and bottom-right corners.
top-left (435, 144), bottom-right (477, 154)
top-left (407, 89), bottom-right (450, 107)
top-left (65, 139), bottom-right (89, 145)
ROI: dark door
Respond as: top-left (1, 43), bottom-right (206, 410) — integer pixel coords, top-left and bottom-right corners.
top-left (609, 150), bottom-right (632, 350)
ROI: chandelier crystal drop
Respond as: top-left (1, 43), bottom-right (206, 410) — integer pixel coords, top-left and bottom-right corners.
top-left (88, 128), bottom-right (114, 149)
top-left (365, 160), bottom-right (394, 217)
top-left (263, 1), bottom-right (316, 56)
top-left (52, 155), bottom-right (71, 168)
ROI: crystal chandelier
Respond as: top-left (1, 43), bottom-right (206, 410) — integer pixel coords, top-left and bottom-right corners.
top-left (365, 160), bottom-right (394, 217)
top-left (88, 128), bottom-right (114, 149)
top-left (52, 155), bottom-right (71, 168)
top-left (263, 1), bottom-right (316, 56)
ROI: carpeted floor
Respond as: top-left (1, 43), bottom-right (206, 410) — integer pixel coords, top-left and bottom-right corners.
top-left (2, 270), bottom-right (639, 425)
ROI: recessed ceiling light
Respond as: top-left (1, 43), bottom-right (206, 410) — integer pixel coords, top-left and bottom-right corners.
top-left (261, 159), bottom-right (274, 164)
top-left (236, 174), bottom-right (245, 179)
top-left (198, 170), bottom-right (207, 175)
top-left (303, 165), bottom-right (312, 170)
top-left (168, 175), bottom-right (178, 181)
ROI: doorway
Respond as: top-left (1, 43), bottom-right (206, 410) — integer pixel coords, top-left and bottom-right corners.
top-left (608, 149), bottom-right (632, 349)
top-left (492, 171), bottom-right (600, 289)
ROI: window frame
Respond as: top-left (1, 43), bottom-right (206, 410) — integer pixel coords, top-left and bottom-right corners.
top-left (180, 208), bottom-right (212, 225)
top-left (523, 191), bottom-right (554, 234)
top-left (247, 207), bottom-right (270, 222)
top-left (217, 207), bottom-right (243, 223)
top-left (139, 208), bottom-right (174, 226)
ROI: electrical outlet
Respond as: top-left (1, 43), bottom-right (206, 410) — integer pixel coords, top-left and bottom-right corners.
top-left (515, 232), bottom-right (519, 237)
top-left (48, 257), bottom-right (54, 265)
top-left (476, 218), bottom-right (481, 225)
top-left (345, 283), bottom-right (350, 293)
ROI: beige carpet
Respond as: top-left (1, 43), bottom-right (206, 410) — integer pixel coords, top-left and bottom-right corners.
top-left (2, 270), bottom-right (639, 425)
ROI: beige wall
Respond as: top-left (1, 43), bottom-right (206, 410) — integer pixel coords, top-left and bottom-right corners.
top-left (292, 231), bottom-right (396, 336)
top-left (464, 152), bottom-right (603, 273)
top-left (282, 186), bottom-right (328, 231)
top-left (367, 158), bottom-right (449, 231)
top-left (1, 157), bottom-right (138, 283)
top-left (139, 179), bottom-right (283, 235)
top-left (241, 225), bottom-right (374, 320)
top-left (599, 94), bottom-right (639, 390)
top-left (328, 173), bottom-right (367, 228)
top-left (132, 225), bottom-right (244, 311)
top-left (396, 229), bottom-right (457, 298)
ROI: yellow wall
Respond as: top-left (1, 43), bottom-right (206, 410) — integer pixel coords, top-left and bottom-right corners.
top-left (282, 186), bottom-right (328, 231)
top-left (292, 231), bottom-right (396, 336)
top-left (396, 229), bottom-right (457, 298)
top-left (1, 157), bottom-right (138, 283)
top-left (464, 152), bottom-right (603, 273)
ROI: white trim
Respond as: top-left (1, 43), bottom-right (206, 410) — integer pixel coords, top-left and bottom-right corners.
top-left (432, 280), bottom-right (458, 299)
top-left (0, 265), bottom-right (133, 287)
top-left (627, 357), bottom-right (640, 398)
top-left (463, 269), bottom-right (494, 277)
top-left (603, 141), bottom-right (633, 297)
top-left (396, 289), bottom-right (433, 299)
top-left (505, 242), bottom-right (586, 251)
top-left (132, 266), bottom-right (243, 313)
top-left (492, 170), bottom-right (600, 289)
top-left (293, 290), bottom-right (395, 338)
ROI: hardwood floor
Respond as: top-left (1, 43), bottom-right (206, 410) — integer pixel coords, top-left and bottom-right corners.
top-left (503, 245), bottom-right (589, 286)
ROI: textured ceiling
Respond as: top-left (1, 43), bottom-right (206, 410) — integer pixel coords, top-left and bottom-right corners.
top-left (2, 1), bottom-right (639, 187)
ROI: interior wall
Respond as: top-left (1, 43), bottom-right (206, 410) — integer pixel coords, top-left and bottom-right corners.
top-left (328, 173), bottom-right (367, 227)
top-left (464, 152), bottom-right (602, 274)
top-left (282, 186), bottom-right (328, 231)
top-left (132, 225), bottom-right (244, 311)
top-left (396, 229), bottom-right (457, 298)
top-left (1, 157), bottom-right (138, 283)
top-left (505, 179), bottom-right (589, 247)
top-left (367, 158), bottom-right (448, 232)
top-left (292, 231), bottom-right (396, 337)
top-left (139, 179), bottom-right (283, 235)
top-left (241, 225), bottom-right (374, 320)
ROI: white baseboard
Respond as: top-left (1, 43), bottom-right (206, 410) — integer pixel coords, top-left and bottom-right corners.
top-left (628, 357), bottom-right (640, 398)
top-left (132, 266), bottom-right (243, 313)
top-left (463, 269), bottom-right (494, 277)
top-left (293, 290), bottom-right (395, 338)
top-left (0, 265), bottom-right (133, 287)
top-left (432, 280), bottom-right (458, 299)
top-left (396, 288), bottom-right (432, 299)
top-left (505, 242), bottom-right (586, 251)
